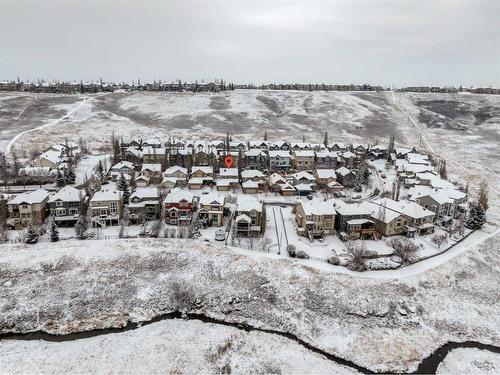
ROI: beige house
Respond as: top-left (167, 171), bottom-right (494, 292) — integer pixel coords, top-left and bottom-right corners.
top-left (7, 188), bottom-right (50, 228)
top-left (198, 193), bottom-right (225, 227)
top-left (242, 180), bottom-right (259, 194)
top-left (314, 169), bottom-right (337, 186)
top-left (234, 196), bottom-right (265, 236)
top-left (89, 189), bottom-right (123, 227)
top-left (295, 199), bottom-right (336, 239)
top-left (293, 150), bottom-right (316, 171)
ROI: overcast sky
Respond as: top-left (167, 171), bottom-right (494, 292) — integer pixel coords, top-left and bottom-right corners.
top-left (1, 0), bottom-right (499, 87)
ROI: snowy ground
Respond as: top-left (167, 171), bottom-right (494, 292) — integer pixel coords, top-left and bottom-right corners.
top-left (0, 319), bottom-right (359, 374)
top-left (0, 232), bottom-right (498, 373)
top-left (436, 348), bottom-right (500, 374)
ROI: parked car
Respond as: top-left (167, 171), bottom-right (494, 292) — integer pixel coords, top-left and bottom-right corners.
top-left (381, 173), bottom-right (386, 178)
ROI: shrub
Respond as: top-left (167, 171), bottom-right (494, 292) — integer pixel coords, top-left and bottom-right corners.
top-left (286, 244), bottom-right (296, 257)
top-left (296, 250), bottom-right (310, 259)
top-left (327, 255), bottom-right (340, 265)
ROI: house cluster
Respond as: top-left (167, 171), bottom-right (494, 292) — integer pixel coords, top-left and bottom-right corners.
top-left (120, 138), bottom-right (386, 194)
top-left (294, 147), bottom-right (468, 241)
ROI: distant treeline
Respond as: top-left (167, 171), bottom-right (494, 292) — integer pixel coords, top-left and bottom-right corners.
top-left (0, 79), bottom-right (497, 95)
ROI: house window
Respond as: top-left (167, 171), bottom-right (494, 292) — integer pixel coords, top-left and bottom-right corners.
top-left (109, 202), bottom-right (118, 214)
top-left (56, 201), bottom-right (63, 207)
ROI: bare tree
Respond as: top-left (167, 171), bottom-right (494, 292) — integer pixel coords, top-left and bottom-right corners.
top-left (346, 240), bottom-right (367, 271)
top-left (388, 238), bottom-right (419, 264)
top-left (259, 237), bottom-right (272, 252)
top-left (431, 233), bottom-right (448, 249)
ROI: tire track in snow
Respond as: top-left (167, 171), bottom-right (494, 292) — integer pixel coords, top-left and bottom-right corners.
top-left (5, 96), bottom-right (88, 156)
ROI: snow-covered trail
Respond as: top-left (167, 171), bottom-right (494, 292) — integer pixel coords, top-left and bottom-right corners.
top-left (390, 90), bottom-right (500, 196)
top-left (5, 96), bottom-right (88, 155)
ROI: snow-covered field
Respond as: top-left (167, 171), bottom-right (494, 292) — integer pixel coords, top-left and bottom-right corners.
top-left (436, 348), bottom-right (500, 374)
top-left (0, 232), bottom-right (498, 373)
top-left (0, 319), bottom-right (359, 374)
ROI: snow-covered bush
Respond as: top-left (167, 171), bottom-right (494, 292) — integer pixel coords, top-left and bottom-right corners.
top-left (346, 240), bottom-right (367, 271)
top-left (327, 255), bottom-right (340, 265)
top-left (296, 250), bottom-right (310, 259)
top-left (388, 238), bottom-right (419, 264)
top-left (286, 244), bottom-right (296, 257)
top-left (431, 233), bottom-right (448, 249)
top-left (24, 224), bottom-right (39, 245)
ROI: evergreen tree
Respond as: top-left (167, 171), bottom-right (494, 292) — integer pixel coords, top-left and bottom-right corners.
top-left (439, 160), bottom-right (447, 179)
top-left (24, 224), bottom-right (39, 244)
top-left (237, 148), bottom-right (243, 183)
top-left (96, 160), bottom-right (105, 182)
top-left (49, 219), bottom-right (59, 242)
top-left (74, 214), bottom-right (88, 239)
top-left (56, 170), bottom-right (66, 187)
top-left (323, 132), bottom-right (328, 147)
top-left (387, 133), bottom-right (395, 161)
top-left (225, 132), bottom-right (231, 154)
top-left (117, 172), bottom-right (130, 205)
top-left (465, 201), bottom-right (486, 229)
top-left (264, 132), bottom-right (268, 141)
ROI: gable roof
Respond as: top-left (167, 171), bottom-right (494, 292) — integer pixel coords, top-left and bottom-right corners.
top-left (236, 196), bottom-right (262, 212)
top-left (8, 188), bottom-right (50, 205)
top-left (164, 188), bottom-right (194, 204)
top-left (49, 186), bottom-right (83, 203)
top-left (199, 193), bottom-right (225, 206)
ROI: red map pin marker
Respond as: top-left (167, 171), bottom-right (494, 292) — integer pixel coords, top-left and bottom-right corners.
top-left (224, 155), bottom-right (234, 168)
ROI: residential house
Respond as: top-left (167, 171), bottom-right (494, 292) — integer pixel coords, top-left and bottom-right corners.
top-left (335, 167), bottom-right (357, 188)
top-left (129, 187), bottom-right (160, 222)
top-left (191, 166), bottom-right (214, 183)
top-left (334, 201), bottom-right (377, 240)
top-left (291, 171), bottom-right (316, 188)
top-left (48, 186), bottom-right (84, 226)
top-left (142, 146), bottom-right (166, 164)
top-left (35, 150), bottom-right (63, 169)
top-left (123, 147), bottom-right (143, 165)
top-left (163, 165), bottom-right (188, 185)
top-left (362, 199), bottom-right (409, 237)
top-left (295, 183), bottom-right (313, 196)
top-left (89, 189), bottom-right (123, 227)
top-left (140, 164), bottom-right (162, 184)
top-left (7, 189), bottom-right (50, 228)
top-left (295, 199), bottom-right (336, 239)
top-left (198, 193), bottom-right (225, 227)
top-left (340, 151), bottom-right (359, 169)
top-left (315, 150), bottom-right (339, 169)
top-left (314, 169), bottom-right (337, 187)
top-left (242, 180), bottom-right (260, 194)
top-left (268, 150), bottom-right (291, 171)
top-left (244, 149), bottom-right (268, 170)
top-left (241, 169), bottom-right (265, 183)
top-left (110, 161), bottom-right (135, 181)
top-left (293, 150), bottom-right (316, 170)
top-left (268, 141), bottom-right (290, 151)
top-left (370, 198), bottom-right (436, 235)
top-left (234, 196), bottom-right (265, 236)
top-left (164, 188), bottom-right (195, 225)
top-left (247, 140), bottom-right (269, 151)
top-left (135, 175), bottom-right (150, 187)
top-left (329, 142), bottom-right (347, 152)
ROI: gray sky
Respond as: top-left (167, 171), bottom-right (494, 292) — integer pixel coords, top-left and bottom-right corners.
top-left (1, 0), bottom-right (499, 87)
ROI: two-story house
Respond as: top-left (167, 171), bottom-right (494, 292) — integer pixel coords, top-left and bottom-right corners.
top-left (198, 193), bottom-right (225, 227)
top-left (234, 196), bottom-right (265, 236)
top-left (164, 188), bottom-right (195, 225)
top-left (89, 189), bottom-right (123, 227)
top-left (48, 186), bottom-right (85, 226)
top-left (334, 201), bottom-right (376, 240)
top-left (295, 199), bottom-right (336, 239)
top-left (129, 187), bottom-right (160, 222)
top-left (293, 150), bottom-right (315, 171)
top-left (7, 188), bottom-right (50, 228)
top-left (268, 150), bottom-right (291, 171)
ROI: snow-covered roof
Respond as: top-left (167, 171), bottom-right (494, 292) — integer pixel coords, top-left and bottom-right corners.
top-left (199, 193), bottom-right (225, 206)
top-left (315, 150), bottom-right (338, 158)
top-left (334, 201), bottom-right (372, 216)
top-left (294, 150), bottom-right (315, 157)
top-left (407, 153), bottom-right (430, 165)
top-left (236, 196), bottom-right (262, 212)
top-left (315, 169), bottom-right (337, 179)
top-left (292, 171), bottom-right (315, 181)
top-left (37, 150), bottom-right (62, 165)
top-left (329, 142), bottom-right (347, 149)
top-left (294, 183), bottom-right (313, 191)
top-left (111, 161), bottom-right (134, 171)
top-left (164, 188), bottom-right (194, 203)
top-left (8, 188), bottom-right (50, 205)
top-left (248, 140), bottom-right (268, 147)
top-left (268, 173), bottom-right (286, 186)
top-left (163, 165), bottom-right (188, 176)
top-left (362, 200), bottom-right (403, 224)
top-left (341, 151), bottom-right (356, 159)
top-left (301, 199), bottom-right (336, 216)
top-left (372, 198), bottom-right (435, 220)
top-left (191, 166), bottom-right (213, 174)
top-left (219, 168), bottom-right (238, 177)
top-left (188, 177), bottom-right (205, 184)
top-left (241, 170), bottom-right (264, 179)
top-left (242, 180), bottom-right (259, 189)
top-left (19, 167), bottom-right (56, 177)
top-left (395, 147), bottom-right (413, 156)
top-left (90, 189), bottom-right (123, 202)
top-left (130, 187), bottom-right (159, 200)
top-left (216, 179), bottom-right (237, 186)
top-left (142, 146), bottom-right (166, 155)
top-left (335, 167), bottom-right (353, 177)
top-left (416, 172), bottom-right (456, 189)
top-left (141, 164), bottom-right (161, 173)
top-left (268, 150), bottom-right (291, 158)
top-left (245, 149), bottom-right (266, 157)
top-left (235, 214), bottom-right (251, 223)
top-left (49, 186), bottom-right (82, 203)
